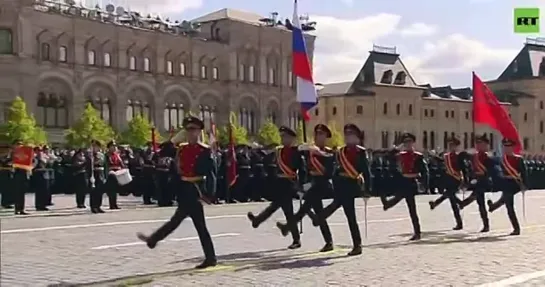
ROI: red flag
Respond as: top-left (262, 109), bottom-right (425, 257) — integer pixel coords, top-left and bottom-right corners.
top-left (227, 116), bottom-right (238, 187)
top-left (12, 145), bottom-right (34, 171)
top-left (472, 72), bottom-right (522, 153)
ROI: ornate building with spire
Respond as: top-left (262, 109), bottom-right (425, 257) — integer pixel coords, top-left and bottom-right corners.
top-left (0, 0), bottom-right (315, 142)
top-left (309, 41), bottom-right (545, 154)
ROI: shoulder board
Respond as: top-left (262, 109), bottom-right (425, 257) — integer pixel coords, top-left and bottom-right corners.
top-left (324, 146), bottom-right (333, 152)
top-left (275, 145), bottom-right (283, 150)
top-left (180, 142), bottom-right (189, 147)
top-left (197, 142), bottom-right (209, 148)
top-left (399, 151), bottom-right (408, 154)
top-left (513, 154), bottom-right (523, 158)
top-left (414, 151), bottom-right (423, 155)
top-left (356, 145), bottom-right (366, 151)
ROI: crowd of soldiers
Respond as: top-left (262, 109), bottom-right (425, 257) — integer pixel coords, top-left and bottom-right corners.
top-left (0, 116), bottom-right (540, 269)
top-left (1, 132), bottom-right (545, 215)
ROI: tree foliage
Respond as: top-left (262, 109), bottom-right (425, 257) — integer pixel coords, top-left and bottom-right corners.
top-left (65, 103), bottom-right (116, 147)
top-left (256, 119), bottom-right (280, 146)
top-left (120, 115), bottom-right (161, 147)
top-left (217, 112), bottom-right (249, 146)
top-left (326, 121), bottom-right (344, 148)
top-left (296, 121), bottom-right (306, 144)
top-left (0, 96), bottom-right (47, 145)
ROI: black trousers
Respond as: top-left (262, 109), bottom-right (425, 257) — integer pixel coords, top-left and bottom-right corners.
top-left (13, 170), bottom-right (28, 212)
top-left (431, 185), bottom-right (463, 226)
top-left (156, 172), bottom-right (172, 206)
top-left (74, 173), bottom-right (88, 207)
top-left (105, 174), bottom-right (119, 208)
top-left (383, 179), bottom-right (421, 235)
top-left (149, 179), bottom-right (216, 260)
top-left (290, 180), bottom-right (333, 244)
top-left (460, 186), bottom-right (489, 228)
top-left (253, 179), bottom-right (300, 242)
top-left (142, 172), bottom-right (156, 204)
top-left (33, 174), bottom-right (50, 209)
top-left (489, 181), bottom-right (520, 231)
top-left (315, 194), bottom-right (360, 247)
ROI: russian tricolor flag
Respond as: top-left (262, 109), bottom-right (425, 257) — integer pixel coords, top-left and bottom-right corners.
top-left (292, 0), bottom-right (317, 121)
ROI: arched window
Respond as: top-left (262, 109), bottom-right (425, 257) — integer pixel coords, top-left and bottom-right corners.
top-left (200, 65), bottom-right (208, 79)
top-left (87, 96), bottom-right (111, 125)
top-left (408, 104), bottom-right (413, 116)
top-left (332, 107), bottom-right (337, 115)
top-left (88, 50), bottom-right (96, 66)
top-left (0, 29), bottom-right (12, 55)
top-left (423, 131), bottom-right (428, 149)
top-left (396, 104), bottom-right (401, 115)
top-left (394, 71), bottom-right (406, 85)
top-left (104, 53), bottom-right (111, 67)
top-left (59, 46), bottom-right (67, 63)
top-left (267, 105), bottom-right (279, 125)
top-left (200, 105), bottom-right (217, 131)
top-left (430, 131), bottom-right (435, 149)
top-left (238, 107), bottom-right (256, 134)
top-left (126, 99), bottom-right (151, 122)
top-left (381, 131), bottom-right (389, 148)
top-left (41, 43), bottom-right (50, 61)
top-left (380, 70), bottom-right (393, 84)
top-left (144, 57), bottom-right (150, 72)
top-left (289, 110), bottom-right (301, 130)
top-left (356, 105), bottom-right (363, 115)
top-left (383, 103), bottom-right (388, 115)
top-left (463, 132), bottom-right (468, 149)
top-left (163, 102), bottom-right (185, 130)
top-left (37, 92), bottom-right (68, 128)
top-left (524, 113), bottom-right (528, 122)
top-left (443, 131), bottom-right (448, 149)
top-left (129, 56), bottom-right (137, 71)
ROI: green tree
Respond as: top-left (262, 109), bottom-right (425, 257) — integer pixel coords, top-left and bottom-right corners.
top-left (296, 121), bottom-right (306, 144)
top-left (256, 119), bottom-right (280, 146)
top-left (120, 115), bottom-right (161, 147)
top-left (217, 112), bottom-right (249, 146)
top-left (65, 103), bottom-right (116, 147)
top-left (0, 97), bottom-right (47, 145)
top-left (326, 121), bottom-right (344, 148)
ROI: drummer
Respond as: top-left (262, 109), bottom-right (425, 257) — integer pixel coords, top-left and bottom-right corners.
top-left (105, 140), bottom-right (123, 210)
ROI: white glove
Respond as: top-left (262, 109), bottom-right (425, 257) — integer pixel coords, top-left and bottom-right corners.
top-left (302, 183), bottom-right (312, 192)
top-left (470, 179), bottom-right (477, 185)
top-left (90, 176), bottom-right (96, 184)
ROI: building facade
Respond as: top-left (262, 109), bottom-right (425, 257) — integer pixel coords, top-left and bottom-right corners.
top-left (309, 43), bottom-right (545, 154)
top-left (0, 0), bottom-right (314, 142)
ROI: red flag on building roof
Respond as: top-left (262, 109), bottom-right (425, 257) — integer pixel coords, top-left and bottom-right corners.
top-left (472, 72), bottom-right (522, 153)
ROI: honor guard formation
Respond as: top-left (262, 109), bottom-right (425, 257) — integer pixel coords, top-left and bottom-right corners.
top-left (0, 118), bottom-right (544, 269)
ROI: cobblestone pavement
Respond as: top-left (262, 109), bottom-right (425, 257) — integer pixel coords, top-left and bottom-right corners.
top-left (1, 191), bottom-right (545, 287)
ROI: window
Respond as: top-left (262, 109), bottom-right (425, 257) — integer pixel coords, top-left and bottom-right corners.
top-left (144, 58), bottom-right (150, 72)
top-left (445, 110), bottom-right (449, 118)
top-left (167, 61), bottom-right (173, 75)
top-left (126, 99), bottom-right (151, 122)
top-left (430, 131), bottom-right (435, 148)
top-left (381, 131), bottom-right (389, 148)
top-left (394, 71), bottom-right (406, 85)
top-left (289, 110), bottom-right (302, 130)
top-left (523, 137), bottom-right (529, 150)
top-left (59, 46), bottom-right (67, 63)
top-left (314, 108), bottom-right (319, 116)
top-left (470, 132), bottom-right (475, 148)
top-left (37, 92), bottom-right (68, 128)
top-left (1, 102), bottom-right (10, 123)
top-left (356, 105), bottom-right (363, 115)
top-left (288, 70), bottom-right (293, 87)
top-left (463, 132), bottom-right (468, 149)
top-left (88, 97), bottom-right (111, 125)
top-left (200, 105), bottom-right (217, 131)
top-left (423, 131), bottom-right (428, 149)
top-left (396, 104), bottom-right (400, 115)
top-left (104, 53), bottom-right (111, 67)
top-left (164, 102), bottom-right (185, 130)
top-left (180, 63), bottom-right (186, 76)
top-left (332, 107), bottom-right (337, 115)
top-left (380, 70), bottom-right (393, 84)
top-left (268, 68), bottom-right (276, 85)
top-left (88, 50), bottom-right (96, 66)
top-left (212, 67), bottom-right (219, 80)
top-left (408, 104), bottom-right (413, 116)
top-left (41, 43), bottom-right (50, 61)
top-left (249, 66), bottom-right (255, 82)
top-left (424, 109), bottom-right (428, 117)
top-left (541, 101), bottom-right (544, 110)
top-left (524, 113), bottom-right (528, 122)
top-left (443, 131), bottom-right (448, 149)
top-left (238, 107), bottom-right (256, 134)
top-left (200, 65), bottom-right (207, 79)
top-left (0, 29), bottom-right (12, 54)
top-left (129, 56), bottom-right (136, 71)
top-left (450, 110), bottom-right (454, 118)
top-left (430, 110), bottom-right (435, 117)
top-left (465, 111), bottom-right (469, 120)
top-left (541, 121), bottom-right (544, 134)
top-left (383, 103), bottom-right (388, 115)
top-left (239, 64), bottom-right (245, 81)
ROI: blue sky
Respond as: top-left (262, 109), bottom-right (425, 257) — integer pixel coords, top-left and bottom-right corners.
top-left (112, 0), bottom-right (545, 87)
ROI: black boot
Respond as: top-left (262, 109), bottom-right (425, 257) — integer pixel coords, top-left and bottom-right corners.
top-left (276, 222), bottom-right (289, 237)
top-left (195, 258), bottom-right (217, 269)
top-left (247, 212), bottom-right (259, 228)
top-left (452, 223), bottom-right (463, 231)
top-left (287, 241), bottom-right (301, 249)
top-left (409, 233), bottom-right (421, 241)
top-left (136, 232), bottom-right (157, 249)
top-left (486, 199), bottom-right (495, 212)
top-left (319, 242), bottom-right (334, 252)
top-left (429, 201), bottom-right (436, 210)
top-left (347, 245), bottom-right (362, 256)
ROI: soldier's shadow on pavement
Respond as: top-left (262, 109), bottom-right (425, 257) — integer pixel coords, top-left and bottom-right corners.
top-left (363, 233), bottom-right (509, 249)
top-left (235, 254), bottom-right (346, 272)
top-left (171, 248), bottom-right (290, 264)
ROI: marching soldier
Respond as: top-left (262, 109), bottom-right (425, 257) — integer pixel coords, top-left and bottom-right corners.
top-left (276, 124), bottom-right (334, 252)
top-left (247, 126), bottom-right (305, 250)
top-left (12, 140), bottom-right (31, 215)
top-left (72, 148), bottom-right (89, 208)
top-left (142, 142), bottom-right (157, 205)
top-left (32, 147), bottom-right (50, 211)
top-left (137, 116), bottom-right (218, 269)
top-left (487, 138), bottom-right (527, 235)
top-left (0, 142), bottom-right (13, 208)
top-left (90, 140), bottom-right (106, 214)
top-left (230, 144), bottom-right (252, 203)
top-left (429, 136), bottom-right (468, 230)
top-left (155, 142), bottom-right (174, 207)
top-left (381, 132), bottom-right (428, 241)
top-left (458, 134), bottom-right (495, 233)
top-left (105, 141), bottom-right (123, 209)
top-left (310, 124), bottom-right (371, 256)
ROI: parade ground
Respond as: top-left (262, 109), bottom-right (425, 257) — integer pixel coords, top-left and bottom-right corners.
top-left (1, 192), bottom-right (545, 287)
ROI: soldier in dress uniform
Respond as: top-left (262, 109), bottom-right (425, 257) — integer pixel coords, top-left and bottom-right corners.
top-left (90, 140), bottom-right (106, 214)
top-left (381, 132), bottom-right (428, 241)
top-left (137, 116), bottom-right (218, 269)
top-left (0, 142), bottom-right (13, 208)
top-left (72, 148), bottom-right (89, 208)
top-left (427, 151), bottom-right (441, 195)
top-left (105, 140), bottom-right (123, 209)
top-left (33, 147), bottom-right (50, 211)
top-left (276, 124), bottom-right (334, 252)
top-left (428, 135), bottom-right (468, 230)
top-left (129, 149), bottom-right (145, 198)
top-left (250, 146), bottom-right (267, 202)
top-left (142, 142), bottom-right (157, 205)
top-left (247, 126), bottom-right (305, 250)
top-left (487, 138), bottom-right (527, 235)
top-left (12, 140), bottom-right (31, 215)
top-left (310, 124), bottom-right (370, 256)
top-left (155, 142), bottom-right (174, 206)
top-left (231, 144), bottom-right (252, 203)
top-left (458, 134), bottom-right (496, 233)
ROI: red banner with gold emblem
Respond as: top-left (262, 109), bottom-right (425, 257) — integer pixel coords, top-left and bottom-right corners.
top-left (12, 145), bottom-right (34, 171)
